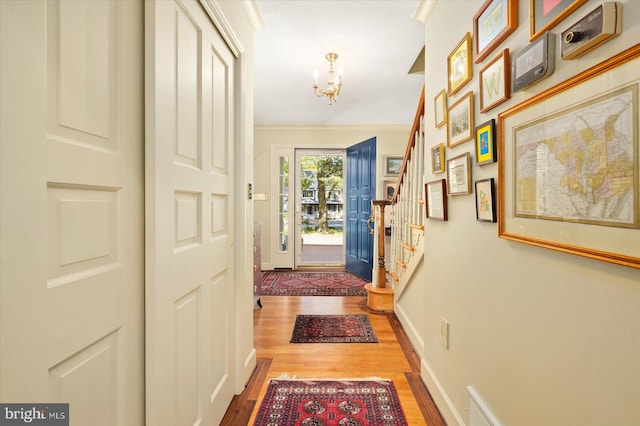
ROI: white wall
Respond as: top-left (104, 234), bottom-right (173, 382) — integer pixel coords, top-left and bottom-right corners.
top-left (417, 1), bottom-right (640, 425)
top-left (396, 257), bottom-right (426, 358)
top-left (254, 125), bottom-right (410, 268)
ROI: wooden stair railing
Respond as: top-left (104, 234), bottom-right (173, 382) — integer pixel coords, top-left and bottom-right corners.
top-left (391, 87), bottom-right (425, 205)
top-left (384, 86), bottom-right (425, 288)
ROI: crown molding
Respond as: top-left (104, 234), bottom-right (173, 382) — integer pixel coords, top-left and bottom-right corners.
top-left (413, 0), bottom-right (436, 24)
top-left (255, 124), bottom-right (410, 132)
top-left (241, 0), bottom-right (265, 31)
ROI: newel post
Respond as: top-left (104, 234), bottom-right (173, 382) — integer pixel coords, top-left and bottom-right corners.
top-left (372, 200), bottom-right (390, 289)
top-left (364, 199), bottom-right (394, 312)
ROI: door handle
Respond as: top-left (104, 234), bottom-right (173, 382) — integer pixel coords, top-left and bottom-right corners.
top-left (366, 216), bottom-right (375, 235)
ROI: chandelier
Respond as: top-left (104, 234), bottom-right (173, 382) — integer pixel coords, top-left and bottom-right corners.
top-left (313, 53), bottom-right (343, 105)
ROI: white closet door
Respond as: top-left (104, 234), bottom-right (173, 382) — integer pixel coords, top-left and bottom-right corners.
top-left (145, 0), bottom-right (236, 424)
top-left (0, 1), bottom-right (145, 424)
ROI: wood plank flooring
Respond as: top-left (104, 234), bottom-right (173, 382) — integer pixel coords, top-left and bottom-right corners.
top-left (222, 295), bottom-right (445, 425)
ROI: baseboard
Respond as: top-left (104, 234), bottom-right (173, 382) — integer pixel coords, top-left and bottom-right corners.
top-left (394, 303), bottom-right (424, 356)
top-left (420, 357), bottom-right (465, 426)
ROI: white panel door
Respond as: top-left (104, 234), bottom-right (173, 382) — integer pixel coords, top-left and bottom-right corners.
top-left (0, 1), bottom-right (144, 425)
top-left (145, 0), bottom-right (236, 424)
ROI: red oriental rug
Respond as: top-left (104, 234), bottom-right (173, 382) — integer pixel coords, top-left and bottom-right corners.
top-left (260, 271), bottom-right (368, 296)
top-left (290, 314), bottom-right (378, 344)
top-left (253, 378), bottom-right (408, 426)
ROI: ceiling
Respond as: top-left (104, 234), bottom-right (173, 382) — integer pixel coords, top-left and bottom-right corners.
top-left (253, 0), bottom-right (425, 127)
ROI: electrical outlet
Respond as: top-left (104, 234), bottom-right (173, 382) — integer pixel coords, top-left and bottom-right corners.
top-left (440, 317), bottom-right (449, 350)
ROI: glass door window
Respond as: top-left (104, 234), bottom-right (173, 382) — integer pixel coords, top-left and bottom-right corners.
top-left (278, 156), bottom-right (289, 252)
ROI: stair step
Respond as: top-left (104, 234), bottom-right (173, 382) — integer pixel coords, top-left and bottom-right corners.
top-left (389, 271), bottom-right (399, 282)
top-left (408, 224), bottom-right (424, 231)
top-left (401, 242), bottom-right (414, 252)
top-left (394, 257), bottom-right (407, 269)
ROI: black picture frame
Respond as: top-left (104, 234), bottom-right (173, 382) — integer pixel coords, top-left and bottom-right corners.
top-left (425, 179), bottom-right (448, 221)
top-left (475, 119), bottom-right (497, 166)
top-left (475, 178), bottom-right (496, 222)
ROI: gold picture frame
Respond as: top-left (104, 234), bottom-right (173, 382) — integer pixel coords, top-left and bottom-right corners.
top-left (473, 0), bottom-right (518, 63)
top-left (431, 143), bottom-right (446, 174)
top-left (434, 89), bottom-right (447, 128)
top-left (447, 91), bottom-right (474, 148)
top-left (529, 0), bottom-right (586, 41)
top-left (498, 44), bottom-right (640, 269)
top-left (479, 48), bottom-right (510, 113)
top-left (447, 32), bottom-right (472, 96)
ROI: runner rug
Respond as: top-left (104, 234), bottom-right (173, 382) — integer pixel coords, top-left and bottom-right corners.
top-left (260, 271), bottom-right (368, 296)
top-left (253, 378), bottom-right (408, 425)
top-left (290, 314), bottom-right (378, 344)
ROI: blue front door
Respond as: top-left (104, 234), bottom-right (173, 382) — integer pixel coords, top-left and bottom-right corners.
top-left (345, 138), bottom-right (376, 281)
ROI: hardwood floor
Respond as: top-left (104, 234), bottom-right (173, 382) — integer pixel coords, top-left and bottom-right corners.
top-left (222, 295), bottom-right (445, 425)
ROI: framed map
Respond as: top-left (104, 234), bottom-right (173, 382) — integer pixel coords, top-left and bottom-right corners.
top-left (514, 86), bottom-right (636, 227)
top-left (498, 44), bottom-right (640, 269)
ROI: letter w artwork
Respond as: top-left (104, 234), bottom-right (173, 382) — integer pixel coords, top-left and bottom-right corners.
top-left (483, 61), bottom-right (503, 104)
top-left (480, 51), bottom-right (510, 112)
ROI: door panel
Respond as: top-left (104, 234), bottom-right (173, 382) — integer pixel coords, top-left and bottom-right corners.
top-left (0, 1), bottom-right (144, 424)
top-left (345, 138), bottom-right (376, 281)
top-left (145, 0), bottom-right (236, 424)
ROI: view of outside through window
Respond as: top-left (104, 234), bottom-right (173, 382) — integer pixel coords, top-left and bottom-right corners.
top-left (278, 156), bottom-right (289, 252)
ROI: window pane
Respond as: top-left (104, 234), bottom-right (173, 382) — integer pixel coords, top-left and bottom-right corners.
top-left (278, 156), bottom-right (289, 252)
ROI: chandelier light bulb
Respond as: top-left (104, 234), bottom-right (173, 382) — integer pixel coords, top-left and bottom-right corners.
top-left (313, 52), bottom-right (343, 105)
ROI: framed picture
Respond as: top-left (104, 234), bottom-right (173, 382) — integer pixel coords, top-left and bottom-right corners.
top-left (475, 178), bottom-right (496, 222)
top-left (447, 32), bottom-right (472, 96)
top-left (479, 49), bottom-right (510, 113)
top-left (383, 181), bottom-right (396, 201)
top-left (425, 179), bottom-right (448, 221)
top-left (498, 44), bottom-right (640, 269)
top-left (434, 89), bottom-right (447, 128)
top-left (530, 0), bottom-right (586, 41)
top-left (447, 91), bottom-right (474, 148)
top-left (475, 119), bottom-right (496, 166)
top-left (431, 143), bottom-right (446, 174)
top-left (446, 152), bottom-right (472, 195)
top-left (473, 0), bottom-right (518, 63)
top-left (384, 155), bottom-right (403, 176)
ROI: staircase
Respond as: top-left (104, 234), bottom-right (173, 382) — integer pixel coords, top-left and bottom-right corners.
top-left (381, 87), bottom-right (425, 300)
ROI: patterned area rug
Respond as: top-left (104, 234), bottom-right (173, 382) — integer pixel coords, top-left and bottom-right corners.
top-left (260, 271), bottom-right (368, 296)
top-left (253, 378), bottom-right (408, 425)
top-left (290, 314), bottom-right (378, 344)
